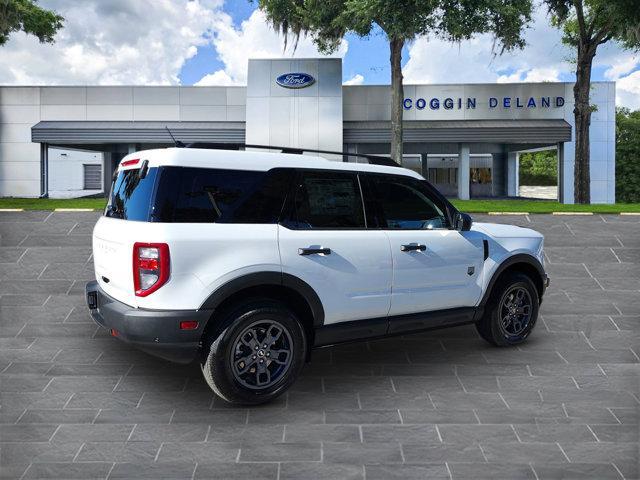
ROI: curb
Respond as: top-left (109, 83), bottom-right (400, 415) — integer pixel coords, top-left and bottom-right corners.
top-left (0, 208), bottom-right (24, 212)
top-left (54, 208), bottom-right (97, 212)
top-left (620, 212), bottom-right (640, 216)
top-left (552, 212), bottom-right (594, 215)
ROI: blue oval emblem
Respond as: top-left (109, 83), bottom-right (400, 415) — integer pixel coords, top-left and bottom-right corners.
top-left (275, 72), bottom-right (315, 89)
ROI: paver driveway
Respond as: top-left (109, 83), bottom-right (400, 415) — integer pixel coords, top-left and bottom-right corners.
top-left (0, 211), bottom-right (638, 480)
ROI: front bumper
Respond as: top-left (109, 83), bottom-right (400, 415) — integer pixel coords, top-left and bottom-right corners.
top-left (85, 281), bottom-right (211, 364)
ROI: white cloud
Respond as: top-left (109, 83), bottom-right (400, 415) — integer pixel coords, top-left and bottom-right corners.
top-left (616, 70), bottom-right (640, 110)
top-left (604, 54), bottom-right (639, 81)
top-left (343, 74), bottom-right (364, 85)
top-left (0, 0), bottom-right (223, 85)
top-left (497, 67), bottom-right (561, 83)
top-left (195, 70), bottom-right (237, 86)
top-left (196, 9), bottom-right (348, 86)
top-left (403, 8), bottom-right (571, 85)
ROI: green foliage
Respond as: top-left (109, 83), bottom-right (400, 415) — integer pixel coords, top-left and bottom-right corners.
top-left (258, 0), bottom-right (532, 53)
top-left (616, 108), bottom-right (640, 203)
top-left (519, 150), bottom-right (558, 186)
top-left (545, 0), bottom-right (640, 51)
top-left (0, 0), bottom-right (64, 45)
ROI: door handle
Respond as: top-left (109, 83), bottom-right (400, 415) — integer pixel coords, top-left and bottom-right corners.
top-left (298, 247), bottom-right (331, 256)
top-left (401, 244), bottom-right (426, 252)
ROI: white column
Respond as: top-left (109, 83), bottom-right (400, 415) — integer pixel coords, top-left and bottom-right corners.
top-left (128, 144), bottom-right (137, 154)
top-left (457, 143), bottom-right (470, 200)
top-left (557, 142), bottom-right (565, 203)
top-left (507, 151), bottom-right (519, 197)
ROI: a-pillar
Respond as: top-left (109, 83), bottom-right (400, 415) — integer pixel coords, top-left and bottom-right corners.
top-left (457, 143), bottom-right (470, 200)
top-left (507, 151), bottom-right (519, 197)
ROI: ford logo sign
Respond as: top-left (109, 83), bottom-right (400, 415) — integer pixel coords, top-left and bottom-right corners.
top-left (275, 73), bottom-right (315, 89)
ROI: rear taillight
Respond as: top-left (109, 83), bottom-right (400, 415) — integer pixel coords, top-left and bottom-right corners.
top-left (133, 242), bottom-right (170, 297)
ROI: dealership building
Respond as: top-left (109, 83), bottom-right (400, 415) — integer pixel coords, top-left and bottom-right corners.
top-left (0, 58), bottom-right (616, 203)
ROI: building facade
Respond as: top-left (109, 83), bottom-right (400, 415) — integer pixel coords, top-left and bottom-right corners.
top-left (0, 58), bottom-right (616, 203)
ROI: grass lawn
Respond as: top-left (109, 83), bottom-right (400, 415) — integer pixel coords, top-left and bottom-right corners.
top-left (451, 199), bottom-right (640, 214)
top-left (1, 197), bottom-right (639, 214)
top-left (0, 197), bottom-right (107, 210)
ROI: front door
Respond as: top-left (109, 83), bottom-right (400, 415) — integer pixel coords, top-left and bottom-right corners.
top-left (278, 169), bottom-right (392, 325)
top-left (364, 173), bottom-right (484, 317)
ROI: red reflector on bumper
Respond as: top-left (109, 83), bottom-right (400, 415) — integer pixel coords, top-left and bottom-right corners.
top-left (179, 321), bottom-right (199, 330)
top-left (110, 329), bottom-right (119, 337)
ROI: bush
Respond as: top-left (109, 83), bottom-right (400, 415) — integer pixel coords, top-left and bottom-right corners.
top-left (616, 108), bottom-right (640, 203)
top-left (519, 150), bottom-right (558, 186)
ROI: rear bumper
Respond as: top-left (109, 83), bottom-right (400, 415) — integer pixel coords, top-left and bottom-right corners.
top-left (85, 281), bottom-right (211, 364)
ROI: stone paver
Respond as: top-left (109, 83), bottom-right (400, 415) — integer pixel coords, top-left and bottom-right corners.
top-left (0, 211), bottom-right (638, 479)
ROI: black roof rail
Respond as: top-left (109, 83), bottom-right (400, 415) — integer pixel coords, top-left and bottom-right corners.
top-left (180, 142), bottom-right (400, 168)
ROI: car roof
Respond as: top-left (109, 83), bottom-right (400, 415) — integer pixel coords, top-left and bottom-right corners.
top-left (119, 147), bottom-right (424, 180)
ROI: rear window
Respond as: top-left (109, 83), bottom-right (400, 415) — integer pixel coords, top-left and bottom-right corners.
top-left (152, 167), bottom-right (292, 223)
top-left (106, 167), bottom-right (158, 221)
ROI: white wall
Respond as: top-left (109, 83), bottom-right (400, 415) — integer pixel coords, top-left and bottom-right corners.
top-left (0, 87), bottom-right (42, 197)
top-left (246, 59), bottom-right (343, 154)
top-left (48, 147), bottom-right (103, 198)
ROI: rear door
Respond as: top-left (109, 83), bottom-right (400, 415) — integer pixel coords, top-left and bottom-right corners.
top-left (278, 169), bottom-right (392, 325)
top-left (363, 173), bottom-right (484, 317)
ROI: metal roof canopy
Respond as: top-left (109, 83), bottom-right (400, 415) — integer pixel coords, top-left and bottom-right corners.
top-left (344, 119), bottom-right (572, 144)
top-left (32, 121), bottom-right (246, 144)
top-left (32, 119), bottom-right (571, 146)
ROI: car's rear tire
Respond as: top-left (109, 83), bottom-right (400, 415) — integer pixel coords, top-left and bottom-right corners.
top-left (200, 299), bottom-right (307, 405)
top-left (476, 271), bottom-right (539, 347)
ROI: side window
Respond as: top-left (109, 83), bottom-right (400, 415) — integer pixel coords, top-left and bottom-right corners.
top-left (367, 174), bottom-right (449, 230)
top-left (152, 167), bottom-right (292, 223)
top-left (285, 170), bottom-right (365, 229)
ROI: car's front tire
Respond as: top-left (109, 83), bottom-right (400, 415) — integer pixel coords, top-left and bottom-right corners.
top-left (476, 271), bottom-right (539, 346)
top-left (201, 300), bottom-right (307, 405)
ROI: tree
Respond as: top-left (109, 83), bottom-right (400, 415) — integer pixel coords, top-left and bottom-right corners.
top-left (544, 0), bottom-right (640, 204)
top-left (0, 0), bottom-right (64, 46)
top-left (615, 107), bottom-right (640, 203)
top-left (519, 150), bottom-right (558, 186)
top-left (257, 0), bottom-right (532, 164)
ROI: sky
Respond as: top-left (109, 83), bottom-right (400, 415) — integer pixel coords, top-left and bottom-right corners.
top-left (0, 0), bottom-right (638, 108)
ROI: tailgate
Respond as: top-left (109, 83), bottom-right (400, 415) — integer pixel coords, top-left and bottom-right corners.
top-left (93, 217), bottom-right (137, 307)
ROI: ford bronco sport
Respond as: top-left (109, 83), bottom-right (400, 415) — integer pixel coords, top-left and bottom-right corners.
top-left (86, 147), bottom-right (549, 405)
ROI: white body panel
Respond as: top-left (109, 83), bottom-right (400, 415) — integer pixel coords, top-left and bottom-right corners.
top-left (278, 227), bottom-right (393, 324)
top-left (93, 217), bottom-right (281, 310)
top-left (385, 230), bottom-right (484, 316)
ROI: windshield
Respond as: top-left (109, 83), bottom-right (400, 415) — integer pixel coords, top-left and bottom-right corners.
top-left (105, 167), bottom-right (158, 221)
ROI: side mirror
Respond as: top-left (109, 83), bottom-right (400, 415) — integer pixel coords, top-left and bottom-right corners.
top-left (455, 212), bottom-right (473, 231)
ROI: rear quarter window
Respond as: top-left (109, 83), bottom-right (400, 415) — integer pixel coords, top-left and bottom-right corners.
top-left (152, 167), bottom-right (293, 223)
top-left (106, 167), bottom-right (158, 221)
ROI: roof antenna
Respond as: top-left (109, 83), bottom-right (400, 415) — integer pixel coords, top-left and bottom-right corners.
top-left (166, 126), bottom-right (185, 148)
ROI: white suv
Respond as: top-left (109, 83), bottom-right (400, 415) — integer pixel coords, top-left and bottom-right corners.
top-left (86, 147), bottom-right (549, 405)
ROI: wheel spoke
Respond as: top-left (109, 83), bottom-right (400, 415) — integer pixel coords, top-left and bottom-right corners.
top-left (256, 362), bottom-right (271, 386)
top-left (236, 358), bottom-right (257, 375)
top-left (269, 349), bottom-right (290, 365)
top-left (265, 325), bottom-right (283, 345)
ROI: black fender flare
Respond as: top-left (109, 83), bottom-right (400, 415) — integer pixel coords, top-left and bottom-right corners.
top-left (199, 271), bottom-right (325, 327)
top-left (479, 253), bottom-right (546, 307)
